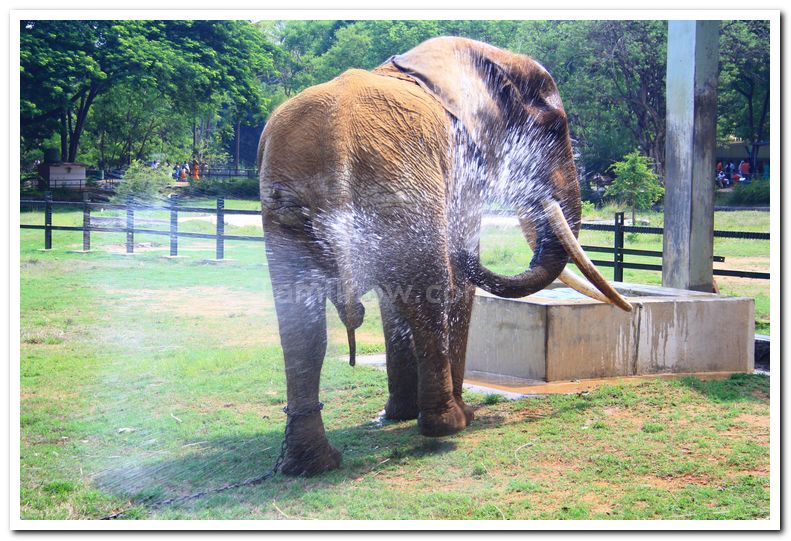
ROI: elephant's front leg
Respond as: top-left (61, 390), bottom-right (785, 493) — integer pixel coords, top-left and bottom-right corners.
top-left (398, 286), bottom-right (470, 437)
top-left (267, 237), bottom-right (341, 476)
top-left (379, 295), bottom-right (419, 421)
top-left (447, 282), bottom-right (476, 425)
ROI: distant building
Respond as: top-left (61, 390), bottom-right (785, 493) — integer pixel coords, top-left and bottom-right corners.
top-left (37, 162), bottom-right (88, 190)
top-left (716, 141), bottom-right (770, 163)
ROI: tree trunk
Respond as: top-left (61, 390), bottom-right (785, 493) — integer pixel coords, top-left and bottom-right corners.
top-left (59, 110), bottom-right (68, 162)
top-left (192, 120), bottom-right (198, 158)
top-left (234, 119), bottom-right (241, 173)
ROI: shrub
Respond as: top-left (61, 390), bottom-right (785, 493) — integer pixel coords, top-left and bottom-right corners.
top-left (580, 200), bottom-right (596, 216)
top-left (605, 150), bottom-right (664, 224)
top-left (113, 160), bottom-right (172, 202)
top-left (483, 393), bottom-right (502, 405)
top-left (185, 176), bottom-right (260, 198)
top-left (729, 180), bottom-right (770, 206)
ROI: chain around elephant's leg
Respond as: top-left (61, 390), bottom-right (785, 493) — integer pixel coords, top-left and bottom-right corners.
top-left (267, 235), bottom-right (341, 476)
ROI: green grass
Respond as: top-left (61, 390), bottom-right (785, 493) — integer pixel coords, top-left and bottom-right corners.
top-left (18, 200), bottom-right (770, 520)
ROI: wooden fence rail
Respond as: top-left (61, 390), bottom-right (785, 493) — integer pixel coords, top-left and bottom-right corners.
top-left (20, 194), bottom-right (770, 280)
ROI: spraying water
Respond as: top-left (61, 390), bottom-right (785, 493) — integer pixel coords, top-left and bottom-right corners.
top-left (56, 37), bottom-right (627, 514)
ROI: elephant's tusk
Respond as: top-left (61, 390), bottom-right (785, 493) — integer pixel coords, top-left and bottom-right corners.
top-left (544, 200), bottom-right (633, 312)
top-left (558, 268), bottom-right (611, 304)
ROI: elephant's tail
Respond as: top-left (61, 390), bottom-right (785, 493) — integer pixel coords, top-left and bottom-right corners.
top-left (318, 199), bottom-right (366, 367)
top-left (329, 256), bottom-right (365, 367)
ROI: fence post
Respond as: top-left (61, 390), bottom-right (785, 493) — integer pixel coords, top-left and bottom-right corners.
top-left (44, 191), bottom-right (52, 250)
top-left (613, 212), bottom-right (624, 282)
top-left (126, 194), bottom-right (134, 254)
top-left (82, 193), bottom-right (91, 252)
top-left (216, 196), bottom-right (225, 260)
top-left (169, 194), bottom-right (179, 257)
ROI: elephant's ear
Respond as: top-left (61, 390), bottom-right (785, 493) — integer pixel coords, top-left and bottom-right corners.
top-left (390, 37), bottom-right (567, 145)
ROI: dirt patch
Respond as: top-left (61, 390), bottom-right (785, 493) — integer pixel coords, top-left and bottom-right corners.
top-left (643, 474), bottom-right (712, 490)
top-left (731, 412), bottom-right (769, 430)
top-left (715, 256), bottom-right (769, 271)
top-left (730, 468), bottom-right (770, 479)
top-left (328, 328), bottom-right (384, 345)
top-left (105, 286), bottom-right (271, 318)
top-left (580, 491), bottom-right (613, 516)
top-left (186, 396), bottom-right (279, 417)
top-left (712, 257), bottom-right (770, 290)
top-left (598, 406), bottom-right (642, 428)
top-left (101, 241), bottom-right (217, 254)
top-left (103, 242), bottom-right (166, 254)
top-left (720, 413), bottom-right (770, 445)
top-left (752, 388), bottom-right (769, 400)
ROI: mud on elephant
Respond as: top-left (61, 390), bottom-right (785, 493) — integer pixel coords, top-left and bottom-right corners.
top-left (257, 37), bottom-right (631, 476)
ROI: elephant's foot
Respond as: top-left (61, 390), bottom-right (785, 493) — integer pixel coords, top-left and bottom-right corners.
top-left (384, 395), bottom-right (420, 421)
top-left (418, 400), bottom-right (469, 437)
top-left (457, 397), bottom-right (475, 425)
top-left (280, 439), bottom-right (342, 477)
top-left (279, 414), bottom-right (341, 476)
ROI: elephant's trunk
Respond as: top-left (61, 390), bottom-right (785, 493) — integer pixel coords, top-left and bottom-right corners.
top-left (464, 197), bottom-right (631, 311)
top-left (462, 202), bottom-right (569, 299)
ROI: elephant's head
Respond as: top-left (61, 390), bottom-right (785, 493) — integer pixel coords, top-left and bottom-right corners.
top-left (387, 37), bottom-right (631, 310)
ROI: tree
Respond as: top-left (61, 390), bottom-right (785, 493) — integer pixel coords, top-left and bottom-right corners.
top-left (718, 20), bottom-right (770, 173)
top-left (501, 21), bottom-right (664, 178)
top-left (605, 150), bottom-right (665, 224)
top-left (21, 20), bottom-right (278, 167)
top-left (585, 21), bottom-right (668, 176)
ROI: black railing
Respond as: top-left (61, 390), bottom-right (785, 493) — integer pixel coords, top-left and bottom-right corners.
top-left (19, 195), bottom-right (770, 280)
top-left (20, 194), bottom-right (264, 260)
top-left (580, 212), bottom-right (770, 280)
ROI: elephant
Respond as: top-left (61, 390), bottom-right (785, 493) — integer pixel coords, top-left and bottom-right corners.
top-left (257, 36), bottom-right (631, 476)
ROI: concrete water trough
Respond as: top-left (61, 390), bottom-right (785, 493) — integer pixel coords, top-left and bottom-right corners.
top-left (465, 282), bottom-right (755, 388)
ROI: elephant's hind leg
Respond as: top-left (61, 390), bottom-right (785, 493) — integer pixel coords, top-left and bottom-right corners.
top-left (379, 294), bottom-right (419, 421)
top-left (448, 282), bottom-right (476, 425)
top-left (266, 230), bottom-right (341, 476)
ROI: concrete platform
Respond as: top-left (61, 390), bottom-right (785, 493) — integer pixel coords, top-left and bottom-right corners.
top-left (348, 354), bottom-right (742, 399)
top-left (466, 281), bottom-right (754, 383)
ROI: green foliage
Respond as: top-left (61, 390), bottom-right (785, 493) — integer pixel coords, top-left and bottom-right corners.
top-left (112, 160), bottom-right (172, 201)
top-left (21, 20), bottom-right (278, 168)
top-left (580, 200), bottom-right (595, 216)
top-left (717, 21), bottom-right (770, 158)
top-left (729, 180), bottom-right (770, 206)
top-left (20, 19), bottom-right (769, 181)
top-left (185, 176), bottom-right (260, 198)
top-left (605, 150), bottom-right (665, 222)
top-left (642, 422), bottom-right (666, 433)
top-left (483, 394), bottom-right (502, 405)
top-left (519, 21), bottom-right (667, 174)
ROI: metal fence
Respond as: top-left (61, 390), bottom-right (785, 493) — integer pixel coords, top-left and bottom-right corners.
top-left (202, 166), bottom-right (258, 178)
top-left (20, 195), bottom-right (770, 280)
top-left (20, 194), bottom-right (263, 260)
top-left (581, 212), bottom-right (770, 281)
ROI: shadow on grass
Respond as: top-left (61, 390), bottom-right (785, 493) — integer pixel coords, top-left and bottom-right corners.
top-left (91, 403), bottom-right (560, 519)
top-left (673, 373), bottom-right (769, 403)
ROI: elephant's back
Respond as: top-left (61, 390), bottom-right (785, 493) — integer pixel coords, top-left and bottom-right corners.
top-left (334, 69), bottom-right (452, 206)
top-left (260, 68), bottom-right (452, 210)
